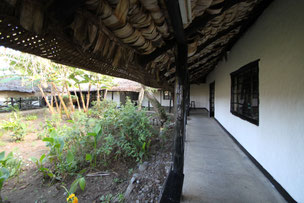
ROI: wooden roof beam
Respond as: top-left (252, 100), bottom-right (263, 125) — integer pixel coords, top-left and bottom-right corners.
top-left (189, 0), bottom-right (274, 82)
top-left (188, 47), bottom-right (224, 67)
top-left (200, 0), bottom-right (274, 80)
top-left (190, 59), bottom-right (218, 77)
top-left (137, 0), bottom-right (249, 65)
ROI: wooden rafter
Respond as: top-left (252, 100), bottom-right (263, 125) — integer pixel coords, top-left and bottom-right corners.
top-left (188, 0), bottom-right (274, 83)
top-left (137, 0), bottom-right (250, 65)
top-left (0, 0), bottom-right (273, 89)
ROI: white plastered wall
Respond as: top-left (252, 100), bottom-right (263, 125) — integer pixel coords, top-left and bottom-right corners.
top-left (190, 84), bottom-right (209, 108)
top-left (206, 1), bottom-right (304, 201)
top-left (142, 90), bottom-right (172, 107)
top-left (141, 86), bottom-right (209, 109)
top-left (105, 91), bottom-right (121, 106)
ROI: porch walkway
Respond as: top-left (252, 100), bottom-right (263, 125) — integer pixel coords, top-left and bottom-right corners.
top-left (181, 109), bottom-right (286, 203)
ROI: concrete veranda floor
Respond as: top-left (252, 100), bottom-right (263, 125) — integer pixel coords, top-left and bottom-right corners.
top-left (181, 109), bottom-right (286, 203)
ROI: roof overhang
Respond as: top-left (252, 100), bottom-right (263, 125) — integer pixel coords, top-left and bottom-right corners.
top-left (0, 0), bottom-right (272, 88)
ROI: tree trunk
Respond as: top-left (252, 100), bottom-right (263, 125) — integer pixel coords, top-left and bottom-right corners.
top-left (104, 89), bottom-right (108, 100)
top-left (142, 85), bottom-right (167, 125)
top-left (86, 83), bottom-right (92, 110)
top-left (97, 84), bottom-right (100, 105)
top-left (138, 87), bottom-right (144, 110)
top-left (51, 83), bottom-right (71, 119)
top-left (64, 82), bottom-right (74, 112)
top-left (78, 85), bottom-right (86, 112)
top-left (73, 89), bottom-right (81, 111)
top-left (51, 86), bottom-right (54, 108)
top-left (59, 101), bottom-right (62, 118)
top-left (53, 93), bottom-right (60, 113)
top-left (38, 84), bottom-right (54, 114)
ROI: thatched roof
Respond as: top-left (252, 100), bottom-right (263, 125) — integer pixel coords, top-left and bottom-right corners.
top-left (0, 0), bottom-right (270, 88)
top-left (109, 78), bottom-right (142, 92)
top-left (70, 78), bottom-right (142, 92)
top-left (0, 77), bottom-right (51, 95)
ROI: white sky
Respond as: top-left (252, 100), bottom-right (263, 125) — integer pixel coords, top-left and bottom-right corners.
top-left (0, 46), bottom-right (9, 68)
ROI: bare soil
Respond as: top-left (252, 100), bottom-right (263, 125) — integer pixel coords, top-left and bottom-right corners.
top-left (0, 109), bottom-right (173, 203)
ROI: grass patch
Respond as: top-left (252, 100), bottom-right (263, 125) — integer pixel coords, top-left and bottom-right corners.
top-left (25, 114), bottom-right (38, 121)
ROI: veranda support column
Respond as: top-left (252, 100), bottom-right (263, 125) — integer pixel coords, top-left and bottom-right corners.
top-left (169, 97), bottom-right (172, 113)
top-left (159, 0), bottom-right (188, 202)
top-left (186, 74), bottom-right (190, 117)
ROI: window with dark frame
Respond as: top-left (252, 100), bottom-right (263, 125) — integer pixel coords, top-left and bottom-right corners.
top-left (163, 91), bottom-right (171, 100)
top-left (230, 60), bottom-right (259, 125)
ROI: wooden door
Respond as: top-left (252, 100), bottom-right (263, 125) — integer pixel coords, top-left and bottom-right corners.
top-left (209, 82), bottom-right (215, 117)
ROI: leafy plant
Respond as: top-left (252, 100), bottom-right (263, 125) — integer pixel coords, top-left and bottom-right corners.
top-left (0, 167), bottom-right (9, 191)
top-left (38, 114), bottom-right (62, 139)
top-left (100, 193), bottom-right (124, 203)
top-left (99, 194), bottom-right (113, 203)
top-left (0, 151), bottom-right (22, 177)
top-left (10, 122), bottom-right (27, 141)
top-left (0, 107), bottom-right (28, 141)
top-left (0, 151), bottom-right (22, 193)
top-left (34, 98), bottom-right (154, 189)
top-left (69, 174), bottom-right (86, 194)
top-left (25, 114), bottom-right (38, 121)
top-left (31, 154), bottom-right (54, 179)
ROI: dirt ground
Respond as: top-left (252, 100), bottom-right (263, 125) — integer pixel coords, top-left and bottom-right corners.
top-left (0, 109), bottom-right (173, 203)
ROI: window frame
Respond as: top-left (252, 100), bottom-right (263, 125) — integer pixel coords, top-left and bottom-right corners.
top-left (163, 91), bottom-right (171, 100)
top-left (230, 59), bottom-right (260, 126)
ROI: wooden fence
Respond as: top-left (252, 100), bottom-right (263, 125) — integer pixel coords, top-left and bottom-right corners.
top-left (0, 97), bottom-right (46, 112)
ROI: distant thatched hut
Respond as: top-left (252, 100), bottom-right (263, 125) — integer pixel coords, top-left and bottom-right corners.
top-left (69, 78), bottom-right (142, 108)
top-left (0, 77), bottom-right (51, 111)
top-left (70, 78), bottom-right (173, 111)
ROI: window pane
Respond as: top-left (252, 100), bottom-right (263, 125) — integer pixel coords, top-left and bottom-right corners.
top-left (230, 60), bottom-right (259, 125)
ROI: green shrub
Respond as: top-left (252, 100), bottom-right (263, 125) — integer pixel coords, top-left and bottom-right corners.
top-left (0, 108), bottom-right (27, 141)
top-left (0, 167), bottom-right (9, 192)
top-left (38, 114), bottom-right (62, 139)
top-left (0, 151), bottom-right (22, 192)
top-left (25, 114), bottom-right (38, 121)
top-left (1, 120), bottom-right (27, 141)
top-left (35, 98), bottom-right (153, 185)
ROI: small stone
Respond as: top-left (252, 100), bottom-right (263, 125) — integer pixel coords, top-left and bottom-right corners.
top-left (130, 176), bottom-right (136, 183)
top-left (124, 175), bottom-right (138, 199)
top-left (136, 180), bottom-right (140, 184)
top-left (138, 193), bottom-right (145, 200)
top-left (133, 173), bottom-right (139, 178)
top-left (165, 166), bottom-right (170, 174)
top-left (139, 162), bottom-right (149, 172)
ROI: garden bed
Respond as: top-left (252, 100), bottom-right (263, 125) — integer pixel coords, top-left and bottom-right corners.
top-left (0, 102), bottom-right (173, 203)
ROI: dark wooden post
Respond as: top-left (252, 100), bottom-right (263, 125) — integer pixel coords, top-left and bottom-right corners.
top-left (169, 97), bottom-right (172, 113)
top-left (19, 97), bottom-right (22, 109)
top-left (10, 97), bottom-right (14, 107)
top-left (39, 96), bottom-right (42, 107)
top-left (148, 101), bottom-right (150, 111)
top-left (160, 90), bottom-right (162, 105)
top-left (159, 0), bottom-right (188, 202)
top-left (186, 74), bottom-right (190, 117)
